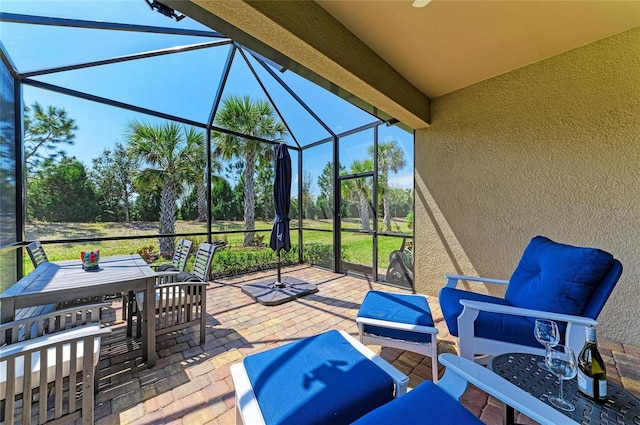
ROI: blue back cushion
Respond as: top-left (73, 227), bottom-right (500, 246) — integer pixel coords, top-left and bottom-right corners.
top-left (505, 236), bottom-right (614, 317)
top-left (243, 330), bottom-right (394, 425)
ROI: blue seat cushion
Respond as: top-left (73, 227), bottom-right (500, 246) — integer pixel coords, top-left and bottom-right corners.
top-left (243, 330), bottom-right (395, 425)
top-left (505, 236), bottom-right (614, 318)
top-left (439, 287), bottom-right (567, 348)
top-left (352, 380), bottom-right (483, 425)
top-left (357, 291), bottom-right (435, 343)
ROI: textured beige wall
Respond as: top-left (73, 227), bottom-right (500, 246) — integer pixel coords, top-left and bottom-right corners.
top-left (415, 27), bottom-right (640, 345)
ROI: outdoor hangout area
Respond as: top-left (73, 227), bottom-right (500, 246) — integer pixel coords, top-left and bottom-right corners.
top-left (2, 238), bottom-right (640, 424)
top-left (18, 265), bottom-right (640, 425)
top-left (2, 1), bottom-right (640, 424)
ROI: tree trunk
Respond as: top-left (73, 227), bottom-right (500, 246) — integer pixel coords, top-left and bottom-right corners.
top-left (384, 192), bottom-right (392, 232)
top-left (243, 153), bottom-right (256, 246)
top-left (197, 180), bottom-right (207, 222)
top-left (359, 194), bottom-right (370, 232)
top-left (123, 186), bottom-right (130, 222)
top-left (159, 178), bottom-right (177, 254)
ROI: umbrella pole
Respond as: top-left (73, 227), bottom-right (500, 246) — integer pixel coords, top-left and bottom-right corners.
top-left (276, 251), bottom-right (282, 284)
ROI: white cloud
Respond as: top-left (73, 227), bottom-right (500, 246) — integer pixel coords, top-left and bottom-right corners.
top-left (388, 172), bottom-right (413, 189)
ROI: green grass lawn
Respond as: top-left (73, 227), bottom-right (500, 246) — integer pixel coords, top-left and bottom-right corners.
top-left (21, 218), bottom-right (412, 278)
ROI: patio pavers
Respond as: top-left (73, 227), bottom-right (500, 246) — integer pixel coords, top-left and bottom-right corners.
top-left (94, 264), bottom-right (640, 425)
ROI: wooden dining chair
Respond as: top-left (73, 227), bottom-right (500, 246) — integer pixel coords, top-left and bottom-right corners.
top-left (123, 239), bottom-right (193, 321)
top-left (128, 242), bottom-right (216, 344)
top-left (152, 238), bottom-right (193, 272)
top-left (0, 303), bottom-right (111, 425)
top-left (25, 241), bottom-right (48, 268)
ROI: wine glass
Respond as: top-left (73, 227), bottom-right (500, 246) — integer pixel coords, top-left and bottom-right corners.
top-left (545, 344), bottom-right (578, 411)
top-left (534, 319), bottom-right (560, 368)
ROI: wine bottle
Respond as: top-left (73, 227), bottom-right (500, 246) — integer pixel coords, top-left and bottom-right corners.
top-left (577, 325), bottom-right (607, 401)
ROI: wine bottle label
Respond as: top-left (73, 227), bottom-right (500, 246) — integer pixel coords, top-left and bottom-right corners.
top-left (578, 370), bottom-right (607, 399)
top-left (578, 370), bottom-right (595, 397)
top-left (599, 379), bottom-right (607, 398)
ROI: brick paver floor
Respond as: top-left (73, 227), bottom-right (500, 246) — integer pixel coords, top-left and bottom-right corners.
top-left (94, 264), bottom-right (640, 424)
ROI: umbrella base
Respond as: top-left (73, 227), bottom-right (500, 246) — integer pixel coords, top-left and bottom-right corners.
top-left (241, 276), bottom-right (318, 306)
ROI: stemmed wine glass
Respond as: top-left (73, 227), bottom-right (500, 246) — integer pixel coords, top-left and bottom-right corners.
top-left (545, 344), bottom-right (578, 411)
top-left (534, 319), bottom-right (560, 368)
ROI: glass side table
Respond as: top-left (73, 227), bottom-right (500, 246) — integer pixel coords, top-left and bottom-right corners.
top-left (488, 353), bottom-right (640, 425)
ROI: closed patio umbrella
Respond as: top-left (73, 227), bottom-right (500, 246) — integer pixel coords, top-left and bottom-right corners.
top-left (241, 143), bottom-right (318, 305)
top-left (269, 142), bottom-right (292, 283)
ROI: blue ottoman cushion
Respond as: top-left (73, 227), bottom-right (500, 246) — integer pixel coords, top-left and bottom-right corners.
top-left (358, 291), bottom-right (434, 343)
top-left (352, 380), bottom-right (483, 425)
top-left (438, 287), bottom-right (567, 348)
top-left (505, 236), bottom-right (614, 319)
top-left (243, 330), bottom-right (395, 425)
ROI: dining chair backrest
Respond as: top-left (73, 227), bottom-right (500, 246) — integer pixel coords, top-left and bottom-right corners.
top-left (172, 239), bottom-right (193, 272)
top-left (191, 242), bottom-right (216, 282)
top-left (26, 241), bottom-right (48, 268)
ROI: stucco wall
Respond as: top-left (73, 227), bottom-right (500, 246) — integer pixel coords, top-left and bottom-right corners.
top-left (414, 27), bottom-right (640, 345)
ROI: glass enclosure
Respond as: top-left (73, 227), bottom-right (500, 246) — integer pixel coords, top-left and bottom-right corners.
top-left (0, 1), bottom-right (414, 292)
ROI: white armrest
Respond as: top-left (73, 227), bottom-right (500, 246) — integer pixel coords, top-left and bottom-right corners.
top-left (444, 274), bottom-right (509, 288)
top-left (231, 362), bottom-right (267, 425)
top-left (459, 300), bottom-right (598, 326)
top-left (0, 324), bottom-right (111, 358)
top-left (438, 353), bottom-right (578, 425)
top-left (457, 300), bottom-right (597, 359)
top-left (356, 317), bottom-right (438, 336)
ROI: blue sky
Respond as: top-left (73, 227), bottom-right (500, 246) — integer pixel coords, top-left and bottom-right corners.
top-left (2, 0), bottom-right (414, 196)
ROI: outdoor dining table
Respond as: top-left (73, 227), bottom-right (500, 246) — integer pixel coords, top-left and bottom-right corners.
top-left (0, 254), bottom-right (158, 366)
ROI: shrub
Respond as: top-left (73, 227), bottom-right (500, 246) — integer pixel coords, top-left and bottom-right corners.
top-left (406, 211), bottom-right (414, 230)
top-left (302, 243), bottom-right (334, 268)
top-left (137, 245), bottom-right (159, 264)
top-left (209, 244), bottom-right (299, 277)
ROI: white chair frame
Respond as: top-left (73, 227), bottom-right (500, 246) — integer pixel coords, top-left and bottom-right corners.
top-left (445, 274), bottom-right (597, 361)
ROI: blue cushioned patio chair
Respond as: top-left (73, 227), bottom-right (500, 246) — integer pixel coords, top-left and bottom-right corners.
top-left (439, 236), bottom-right (622, 360)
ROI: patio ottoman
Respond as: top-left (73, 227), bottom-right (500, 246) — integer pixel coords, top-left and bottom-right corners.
top-left (230, 329), bottom-right (408, 425)
top-left (356, 290), bottom-right (439, 382)
top-left (351, 380), bottom-right (483, 425)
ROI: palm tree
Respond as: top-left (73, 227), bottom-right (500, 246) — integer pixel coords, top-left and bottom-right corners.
top-left (186, 139), bottom-right (221, 222)
top-left (126, 120), bottom-right (205, 254)
top-left (343, 159), bottom-right (374, 232)
top-left (368, 140), bottom-right (406, 232)
top-left (213, 95), bottom-right (288, 246)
